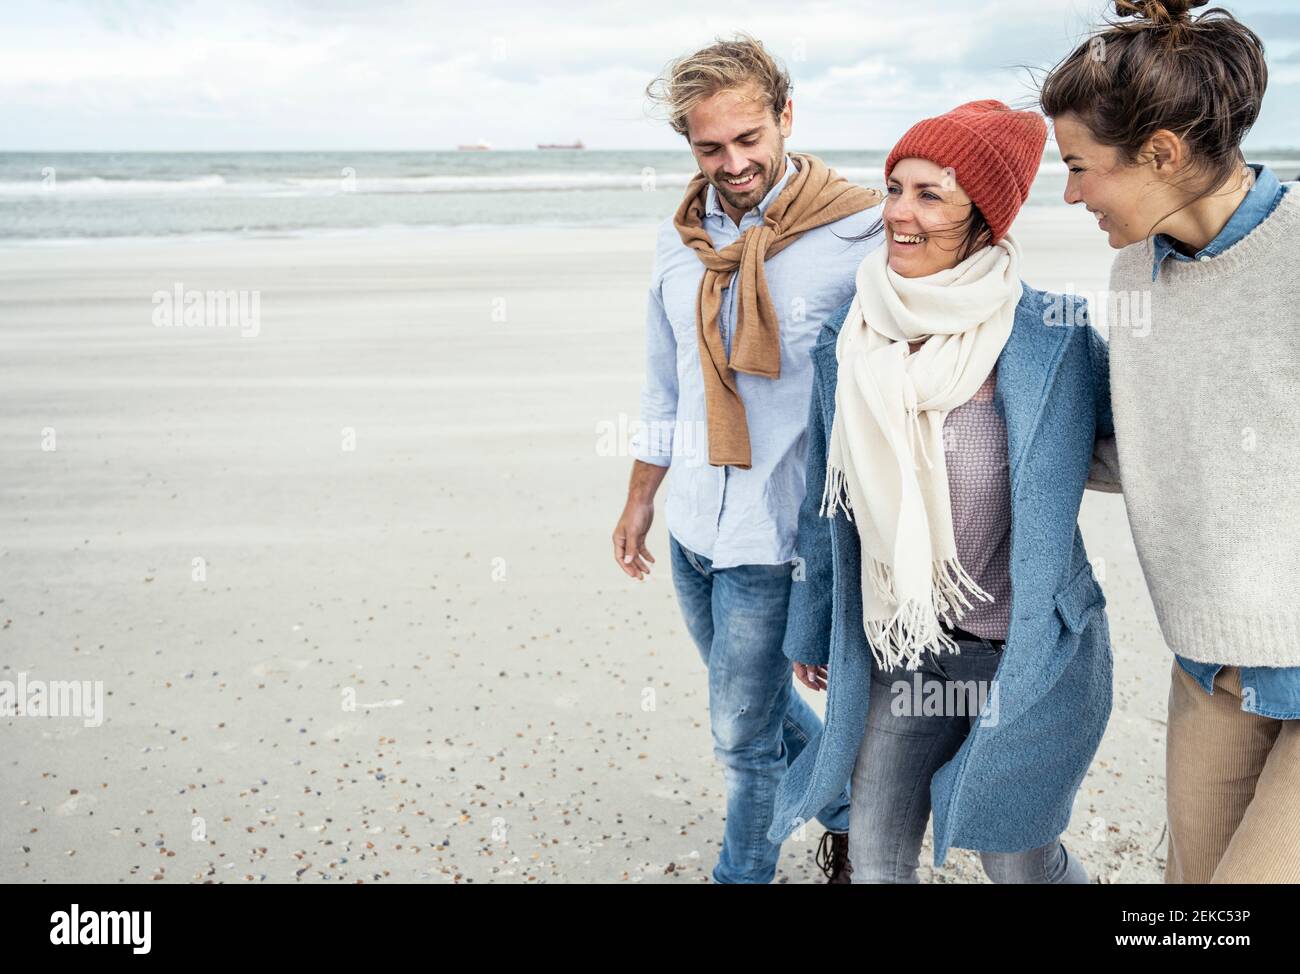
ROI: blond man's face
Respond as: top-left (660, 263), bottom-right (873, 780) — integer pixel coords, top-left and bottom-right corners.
top-left (684, 85), bottom-right (791, 217)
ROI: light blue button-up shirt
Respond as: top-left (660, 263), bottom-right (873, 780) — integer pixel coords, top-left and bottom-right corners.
top-left (1154, 163), bottom-right (1300, 719)
top-left (1150, 163), bottom-right (1286, 280)
top-left (632, 155), bottom-right (884, 568)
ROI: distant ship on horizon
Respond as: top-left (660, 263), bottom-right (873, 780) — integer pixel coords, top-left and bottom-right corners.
top-left (456, 139), bottom-right (492, 151)
top-left (537, 140), bottom-right (584, 150)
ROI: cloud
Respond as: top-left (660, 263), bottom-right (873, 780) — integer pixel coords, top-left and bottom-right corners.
top-left (2, 0), bottom-right (1296, 149)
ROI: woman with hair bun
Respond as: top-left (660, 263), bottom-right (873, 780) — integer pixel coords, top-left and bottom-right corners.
top-left (1041, 0), bottom-right (1300, 883)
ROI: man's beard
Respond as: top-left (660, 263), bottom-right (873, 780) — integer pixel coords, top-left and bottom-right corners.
top-left (712, 156), bottom-right (776, 212)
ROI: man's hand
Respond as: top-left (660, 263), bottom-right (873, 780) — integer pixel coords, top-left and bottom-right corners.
top-left (613, 460), bottom-right (669, 580)
top-left (794, 662), bottom-right (828, 691)
top-left (613, 500), bottom-right (656, 579)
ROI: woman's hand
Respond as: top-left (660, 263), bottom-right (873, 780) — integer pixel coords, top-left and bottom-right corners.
top-left (794, 662), bottom-right (828, 691)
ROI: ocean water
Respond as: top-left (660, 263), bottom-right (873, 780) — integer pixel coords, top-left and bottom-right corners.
top-left (3, 149), bottom-right (1299, 242)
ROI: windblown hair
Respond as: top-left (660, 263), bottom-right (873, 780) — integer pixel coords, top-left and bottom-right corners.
top-left (645, 33), bottom-right (792, 138)
top-left (1039, 0), bottom-right (1267, 205)
top-left (844, 201), bottom-right (991, 265)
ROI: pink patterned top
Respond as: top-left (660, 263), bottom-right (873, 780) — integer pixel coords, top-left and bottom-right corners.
top-left (940, 371), bottom-right (1012, 640)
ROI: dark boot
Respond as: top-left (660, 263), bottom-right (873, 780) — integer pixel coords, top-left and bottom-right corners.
top-left (816, 830), bottom-right (852, 884)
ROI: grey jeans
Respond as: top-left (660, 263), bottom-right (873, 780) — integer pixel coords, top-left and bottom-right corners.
top-left (848, 634), bottom-right (1089, 884)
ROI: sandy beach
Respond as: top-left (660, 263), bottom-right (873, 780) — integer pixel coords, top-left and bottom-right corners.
top-left (0, 207), bottom-right (1173, 883)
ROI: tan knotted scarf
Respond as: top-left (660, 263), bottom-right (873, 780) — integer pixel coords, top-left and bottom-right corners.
top-left (673, 152), bottom-right (883, 468)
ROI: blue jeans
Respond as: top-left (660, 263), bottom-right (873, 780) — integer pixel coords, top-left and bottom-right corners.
top-left (850, 634), bottom-right (1089, 884)
top-left (669, 533), bottom-right (851, 884)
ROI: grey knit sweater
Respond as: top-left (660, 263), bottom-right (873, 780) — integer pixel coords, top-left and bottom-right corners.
top-left (1106, 187), bottom-right (1300, 666)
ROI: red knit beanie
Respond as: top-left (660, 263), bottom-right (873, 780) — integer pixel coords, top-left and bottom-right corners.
top-left (884, 99), bottom-right (1047, 242)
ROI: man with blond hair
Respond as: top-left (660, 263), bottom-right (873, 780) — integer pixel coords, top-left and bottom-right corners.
top-left (611, 33), bottom-right (885, 883)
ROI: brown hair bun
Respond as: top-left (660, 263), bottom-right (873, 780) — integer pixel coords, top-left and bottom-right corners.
top-left (1114, 0), bottom-right (1209, 25)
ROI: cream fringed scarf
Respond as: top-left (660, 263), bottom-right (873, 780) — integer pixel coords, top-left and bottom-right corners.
top-left (821, 234), bottom-right (1023, 672)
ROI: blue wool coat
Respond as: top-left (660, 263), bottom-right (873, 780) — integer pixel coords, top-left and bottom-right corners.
top-left (768, 284), bottom-right (1114, 866)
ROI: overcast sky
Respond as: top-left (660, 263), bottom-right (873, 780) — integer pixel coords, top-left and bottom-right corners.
top-left (4, 0), bottom-right (1298, 151)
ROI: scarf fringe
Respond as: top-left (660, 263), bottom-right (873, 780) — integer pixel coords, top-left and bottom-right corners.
top-left (865, 555), bottom-right (996, 672)
top-left (866, 600), bottom-right (959, 672)
top-left (933, 555), bottom-right (994, 625)
top-left (819, 461), bottom-right (855, 523)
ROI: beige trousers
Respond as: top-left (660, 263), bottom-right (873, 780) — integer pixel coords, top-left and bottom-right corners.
top-left (1165, 657), bottom-right (1300, 883)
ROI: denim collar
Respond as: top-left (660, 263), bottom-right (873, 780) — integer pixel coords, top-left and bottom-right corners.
top-left (1150, 163), bottom-right (1284, 281)
top-left (705, 155), bottom-right (798, 225)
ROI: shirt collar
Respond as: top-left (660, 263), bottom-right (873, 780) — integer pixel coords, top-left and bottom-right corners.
top-left (1151, 163), bottom-right (1284, 281)
top-left (704, 155), bottom-right (798, 224)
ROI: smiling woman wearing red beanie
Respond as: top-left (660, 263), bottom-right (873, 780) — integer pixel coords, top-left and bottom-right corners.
top-left (767, 99), bottom-right (1119, 883)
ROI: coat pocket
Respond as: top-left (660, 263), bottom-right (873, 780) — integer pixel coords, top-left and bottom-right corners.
top-left (989, 562), bottom-right (1108, 728)
top-left (1053, 560), bottom-right (1107, 634)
